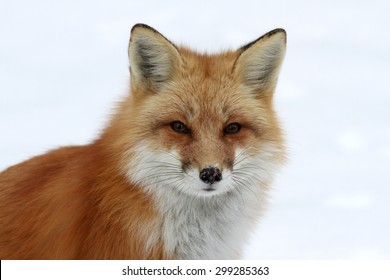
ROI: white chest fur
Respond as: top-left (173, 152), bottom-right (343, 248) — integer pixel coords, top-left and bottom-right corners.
top-left (155, 187), bottom-right (264, 260)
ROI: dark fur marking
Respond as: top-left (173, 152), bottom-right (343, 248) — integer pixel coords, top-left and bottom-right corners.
top-left (136, 42), bottom-right (166, 83)
top-left (131, 23), bottom-right (181, 54)
top-left (232, 28), bottom-right (286, 91)
top-left (240, 28), bottom-right (286, 52)
top-left (231, 28), bottom-right (286, 76)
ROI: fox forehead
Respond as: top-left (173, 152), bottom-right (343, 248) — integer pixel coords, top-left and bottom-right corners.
top-left (143, 54), bottom-right (257, 112)
top-left (168, 77), bottom-right (241, 118)
top-left (162, 49), bottom-right (271, 123)
top-left (177, 47), bottom-right (238, 78)
top-left (143, 78), bottom-right (267, 130)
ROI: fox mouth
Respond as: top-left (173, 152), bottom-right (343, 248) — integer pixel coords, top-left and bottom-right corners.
top-left (203, 186), bottom-right (216, 192)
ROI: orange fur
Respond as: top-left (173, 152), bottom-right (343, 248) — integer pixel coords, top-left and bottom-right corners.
top-left (0, 143), bottom-right (165, 259)
top-left (0, 24), bottom-right (286, 259)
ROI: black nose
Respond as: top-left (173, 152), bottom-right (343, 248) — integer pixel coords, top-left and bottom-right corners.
top-left (199, 167), bottom-right (222, 184)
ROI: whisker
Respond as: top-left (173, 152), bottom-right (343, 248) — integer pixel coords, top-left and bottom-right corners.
top-left (152, 176), bottom-right (183, 186)
top-left (134, 161), bottom-right (182, 169)
top-left (234, 165), bottom-right (273, 180)
top-left (230, 178), bottom-right (248, 206)
top-left (233, 169), bottom-right (267, 181)
top-left (231, 177), bottom-right (258, 204)
top-left (141, 171), bottom-right (183, 181)
top-left (231, 174), bottom-right (258, 196)
top-left (233, 144), bottom-right (258, 167)
top-left (159, 151), bottom-right (181, 161)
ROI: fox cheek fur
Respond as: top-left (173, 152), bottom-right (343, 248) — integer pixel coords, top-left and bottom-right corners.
top-left (0, 23), bottom-right (286, 259)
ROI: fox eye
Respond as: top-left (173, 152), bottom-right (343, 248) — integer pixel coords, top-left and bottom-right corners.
top-left (224, 123), bottom-right (241, 134)
top-left (170, 121), bottom-right (190, 134)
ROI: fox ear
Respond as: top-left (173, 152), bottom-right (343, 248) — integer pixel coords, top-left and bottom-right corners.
top-left (128, 24), bottom-right (182, 91)
top-left (234, 29), bottom-right (286, 97)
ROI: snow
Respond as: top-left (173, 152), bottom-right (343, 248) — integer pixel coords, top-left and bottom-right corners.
top-left (1, 0), bottom-right (389, 259)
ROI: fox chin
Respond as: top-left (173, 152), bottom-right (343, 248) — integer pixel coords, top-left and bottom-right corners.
top-left (0, 23), bottom-right (286, 259)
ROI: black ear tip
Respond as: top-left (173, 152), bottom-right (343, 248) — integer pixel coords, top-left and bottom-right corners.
top-left (265, 28), bottom-right (287, 42)
top-left (270, 28), bottom-right (286, 35)
top-left (131, 23), bottom-right (159, 34)
top-left (240, 28), bottom-right (287, 52)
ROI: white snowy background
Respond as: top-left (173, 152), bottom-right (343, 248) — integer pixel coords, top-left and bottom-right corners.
top-left (1, 0), bottom-right (389, 259)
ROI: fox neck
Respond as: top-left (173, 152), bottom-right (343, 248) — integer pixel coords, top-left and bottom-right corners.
top-left (150, 184), bottom-right (265, 260)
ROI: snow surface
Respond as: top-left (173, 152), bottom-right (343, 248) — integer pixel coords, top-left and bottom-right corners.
top-left (1, 0), bottom-right (389, 259)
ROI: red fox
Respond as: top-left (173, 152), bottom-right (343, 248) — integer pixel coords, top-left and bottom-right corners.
top-left (0, 24), bottom-right (286, 259)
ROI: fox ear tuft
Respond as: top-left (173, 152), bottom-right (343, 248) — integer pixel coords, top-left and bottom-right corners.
top-left (234, 29), bottom-right (286, 96)
top-left (129, 24), bottom-right (182, 91)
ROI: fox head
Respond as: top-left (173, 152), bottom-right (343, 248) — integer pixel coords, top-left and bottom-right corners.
top-left (107, 24), bottom-right (286, 198)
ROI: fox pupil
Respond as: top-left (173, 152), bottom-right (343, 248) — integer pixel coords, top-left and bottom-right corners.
top-left (171, 121), bottom-right (190, 134)
top-left (224, 123), bottom-right (241, 134)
